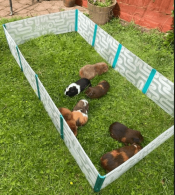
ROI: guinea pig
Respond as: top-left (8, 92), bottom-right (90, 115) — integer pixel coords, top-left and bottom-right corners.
top-left (100, 144), bottom-right (142, 173)
top-left (66, 119), bottom-right (78, 136)
top-left (59, 107), bottom-right (72, 121)
top-left (79, 62), bottom-right (108, 80)
top-left (73, 99), bottom-right (89, 114)
top-left (85, 80), bottom-right (110, 99)
top-left (72, 110), bottom-right (88, 126)
top-left (64, 78), bottom-right (91, 97)
top-left (59, 107), bottom-right (78, 136)
top-left (109, 122), bottom-right (144, 145)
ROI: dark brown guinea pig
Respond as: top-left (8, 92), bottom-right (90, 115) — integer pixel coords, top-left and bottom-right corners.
top-left (85, 80), bottom-right (110, 99)
top-left (100, 144), bottom-right (142, 173)
top-left (109, 122), bottom-right (144, 145)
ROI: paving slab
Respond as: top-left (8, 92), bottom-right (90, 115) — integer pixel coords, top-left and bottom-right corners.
top-left (0, 0), bottom-right (89, 19)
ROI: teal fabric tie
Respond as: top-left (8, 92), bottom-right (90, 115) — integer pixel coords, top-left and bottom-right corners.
top-left (142, 69), bottom-right (157, 94)
top-left (112, 43), bottom-right (122, 68)
top-left (75, 9), bottom-right (78, 32)
top-left (35, 74), bottom-right (41, 100)
top-left (92, 24), bottom-right (98, 47)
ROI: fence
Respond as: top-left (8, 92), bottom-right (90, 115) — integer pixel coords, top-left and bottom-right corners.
top-left (3, 9), bottom-right (174, 192)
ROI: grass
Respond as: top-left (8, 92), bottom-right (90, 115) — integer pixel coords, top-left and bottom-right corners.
top-left (0, 16), bottom-right (174, 195)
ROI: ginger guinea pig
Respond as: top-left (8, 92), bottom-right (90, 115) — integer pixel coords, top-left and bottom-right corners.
top-left (59, 107), bottom-right (78, 136)
top-left (72, 110), bottom-right (88, 127)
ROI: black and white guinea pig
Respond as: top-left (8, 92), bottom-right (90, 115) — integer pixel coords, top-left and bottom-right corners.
top-left (64, 78), bottom-right (91, 97)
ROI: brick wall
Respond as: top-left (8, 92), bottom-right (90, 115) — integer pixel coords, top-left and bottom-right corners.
top-left (75, 0), bottom-right (174, 32)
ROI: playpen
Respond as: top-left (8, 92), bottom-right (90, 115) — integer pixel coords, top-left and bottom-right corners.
top-left (3, 10), bottom-right (174, 192)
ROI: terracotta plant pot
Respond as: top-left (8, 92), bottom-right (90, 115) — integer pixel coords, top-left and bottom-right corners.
top-left (63, 0), bottom-right (75, 7)
top-left (88, 0), bottom-right (117, 25)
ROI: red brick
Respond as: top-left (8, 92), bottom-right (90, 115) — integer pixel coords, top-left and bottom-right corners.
top-left (159, 0), bottom-right (174, 14)
top-left (157, 16), bottom-right (174, 31)
top-left (128, 0), bottom-right (144, 7)
top-left (117, 3), bottom-right (137, 15)
top-left (82, 0), bottom-right (88, 7)
top-left (120, 11), bottom-right (133, 22)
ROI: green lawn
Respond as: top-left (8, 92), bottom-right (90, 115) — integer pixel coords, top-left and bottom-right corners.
top-left (0, 16), bottom-right (174, 195)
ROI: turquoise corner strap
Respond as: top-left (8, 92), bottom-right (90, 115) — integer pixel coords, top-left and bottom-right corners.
top-left (16, 46), bottom-right (23, 72)
top-left (92, 24), bottom-right (98, 47)
top-left (75, 9), bottom-right (78, 32)
top-left (35, 74), bottom-right (41, 100)
top-left (112, 43), bottom-right (122, 69)
top-left (94, 174), bottom-right (106, 192)
top-left (142, 68), bottom-right (157, 94)
top-left (60, 115), bottom-right (64, 139)
top-left (2, 24), bottom-right (6, 29)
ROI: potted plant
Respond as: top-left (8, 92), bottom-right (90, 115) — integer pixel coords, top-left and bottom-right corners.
top-left (88, 0), bottom-right (117, 25)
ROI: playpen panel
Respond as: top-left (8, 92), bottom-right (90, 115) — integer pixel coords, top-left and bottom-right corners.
top-left (146, 71), bottom-right (174, 117)
top-left (37, 79), bottom-right (61, 134)
top-left (63, 123), bottom-right (99, 188)
top-left (5, 10), bottom-right (75, 45)
top-left (78, 11), bottom-right (96, 45)
top-left (114, 46), bottom-right (153, 91)
top-left (18, 50), bottom-right (38, 95)
top-left (101, 125), bottom-right (174, 189)
top-left (94, 26), bottom-right (120, 65)
top-left (3, 26), bottom-right (20, 67)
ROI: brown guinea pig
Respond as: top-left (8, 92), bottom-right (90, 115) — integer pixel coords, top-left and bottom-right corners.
top-left (59, 107), bottom-right (78, 136)
top-left (100, 144), bottom-right (142, 173)
top-left (59, 107), bottom-right (73, 121)
top-left (109, 122), bottom-right (144, 145)
top-left (72, 110), bottom-right (88, 126)
top-left (79, 62), bottom-right (108, 80)
top-left (85, 80), bottom-right (110, 99)
top-left (73, 99), bottom-right (89, 115)
top-left (66, 119), bottom-right (78, 136)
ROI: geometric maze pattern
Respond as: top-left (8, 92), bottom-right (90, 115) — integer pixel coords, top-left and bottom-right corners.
top-left (147, 71), bottom-right (174, 117)
top-left (5, 10), bottom-right (76, 45)
top-left (3, 10), bottom-right (174, 192)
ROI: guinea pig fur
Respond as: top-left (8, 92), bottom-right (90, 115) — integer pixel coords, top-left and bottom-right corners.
top-left (100, 144), bottom-right (142, 173)
top-left (79, 62), bottom-right (108, 80)
top-left (66, 119), bottom-right (78, 136)
top-left (85, 80), bottom-right (110, 99)
top-left (64, 78), bottom-right (91, 97)
top-left (73, 99), bottom-right (89, 114)
top-left (59, 107), bottom-right (78, 136)
top-left (72, 110), bottom-right (88, 126)
top-left (59, 107), bottom-right (73, 121)
top-left (109, 122), bottom-right (144, 145)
